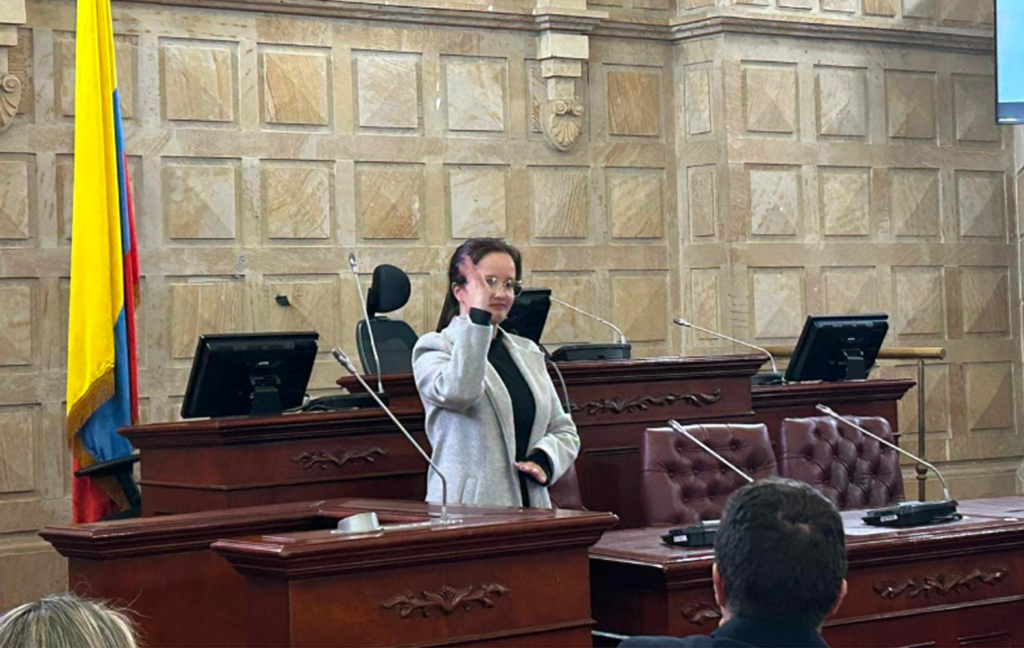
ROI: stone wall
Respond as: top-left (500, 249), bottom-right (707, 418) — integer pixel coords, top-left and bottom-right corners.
top-left (0, 0), bottom-right (1016, 608)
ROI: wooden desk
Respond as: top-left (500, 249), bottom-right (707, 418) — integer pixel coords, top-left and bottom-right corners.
top-left (126, 355), bottom-right (913, 527)
top-left (41, 499), bottom-right (617, 648)
top-left (589, 496), bottom-right (1024, 647)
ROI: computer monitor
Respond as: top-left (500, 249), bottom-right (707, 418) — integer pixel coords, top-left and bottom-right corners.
top-left (502, 288), bottom-right (551, 345)
top-left (784, 315), bottom-right (888, 382)
top-left (181, 332), bottom-right (319, 419)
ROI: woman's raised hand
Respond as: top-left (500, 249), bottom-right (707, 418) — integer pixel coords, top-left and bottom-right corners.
top-left (458, 257), bottom-right (492, 312)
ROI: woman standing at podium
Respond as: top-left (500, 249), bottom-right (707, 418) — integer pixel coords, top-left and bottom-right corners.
top-left (412, 238), bottom-right (579, 508)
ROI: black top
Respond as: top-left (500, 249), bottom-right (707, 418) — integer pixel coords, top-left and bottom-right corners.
top-left (617, 617), bottom-right (830, 648)
top-left (470, 308), bottom-right (553, 506)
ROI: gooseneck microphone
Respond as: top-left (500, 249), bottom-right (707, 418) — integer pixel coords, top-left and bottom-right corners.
top-left (550, 297), bottom-right (627, 345)
top-left (333, 347), bottom-right (449, 522)
top-left (815, 404), bottom-right (959, 527)
top-left (349, 253), bottom-right (384, 396)
top-left (673, 318), bottom-right (782, 385)
top-left (668, 420), bottom-right (754, 484)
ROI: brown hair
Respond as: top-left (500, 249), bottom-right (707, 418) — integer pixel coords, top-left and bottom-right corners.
top-left (436, 238), bottom-right (522, 332)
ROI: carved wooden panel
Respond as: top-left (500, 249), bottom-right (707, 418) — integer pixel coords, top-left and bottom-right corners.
top-left (749, 268), bottom-right (805, 341)
top-left (688, 165), bottom-right (717, 240)
top-left (0, 405), bottom-right (35, 494)
top-left (265, 276), bottom-right (340, 348)
top-left (447, 165), bottom-right (508, 239)
top-left (743, 63), bottom-right (798, 135)
top-left (0, 158), bottom-right (32, 243)
top-left (864, 0), bottom-right (898, 17)
top-left (823, 267), bottom-right (879, 315)
top-left (816, 66), bottom-right (868, 139)
top-left (961, 267), bottom-right (1010, 337)
top-left (957, 171), bottom-right (1006, 240)
top-left (685, 64), bottom-right (712, 137)
top-left (354, 51), bottom-right (421, 131)
top-left (10, 28), bottom-right (34, 118)
top-left (964, 363), bottom-right (1015, 432)
top-left (890, 168), bottom-right (941, 239)
top-left (885, 71), bottom-right (936, 141)
top-left (169, 280), bottom-right (246, 360)
top-left (749, 165), bottom-right (801, 237)
top-left (821, 0), bottom-right (858, 13)
top-left (690, 269), bottom-right (720, 343)
top-left (953, 75), bottom-right (1000, 145)
top-left (0, 280), bottom-right (35, 367)
top-left (534, 272), bottom-right (597, 345)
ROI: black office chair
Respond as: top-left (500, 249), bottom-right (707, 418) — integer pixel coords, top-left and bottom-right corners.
top-left (73, 454), bottom-right (142, 520)
top-left (356, 264), bottom-right (419, 375)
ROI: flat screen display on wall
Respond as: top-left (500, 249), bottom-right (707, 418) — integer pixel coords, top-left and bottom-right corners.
top-left (997, 0), bottom-right (1024, 124)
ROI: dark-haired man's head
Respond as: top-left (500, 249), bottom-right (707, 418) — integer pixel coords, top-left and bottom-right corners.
top-left (713, 478), bottom-right (848, 629)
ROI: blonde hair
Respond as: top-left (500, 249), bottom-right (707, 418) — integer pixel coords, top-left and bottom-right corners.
top-left (0, 593), bottom-right (137, 648)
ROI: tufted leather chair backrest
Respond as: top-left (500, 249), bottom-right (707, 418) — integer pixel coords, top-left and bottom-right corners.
top-left (640, 424), bottom-right (778, 527)
top-left (549, 461), bottom-right (584, 510)
top-left (778, 416), bottom-right (905, 510)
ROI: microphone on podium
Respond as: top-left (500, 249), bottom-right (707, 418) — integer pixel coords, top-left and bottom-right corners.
top-left (658, 420), bottom-right (755, 548)
top-left (815, 404), bottom-right (959, 527)
top-left (673, 318), bottom-right (783, 386)
top-left (548, 297), bottom-right (631, 362)
top-left (332, 347), bottom-right (451, 524)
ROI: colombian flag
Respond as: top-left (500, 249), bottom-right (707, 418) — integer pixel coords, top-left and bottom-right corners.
top-left (66, 0), bottom-right (140, 523)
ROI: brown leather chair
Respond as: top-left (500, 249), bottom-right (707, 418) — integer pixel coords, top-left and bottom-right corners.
top-left (640, 423), bottom-right (778, 526)
top-left (778, 416), bottom-right (905, 510)
top-left (549, 461), bottom-right (584, 510)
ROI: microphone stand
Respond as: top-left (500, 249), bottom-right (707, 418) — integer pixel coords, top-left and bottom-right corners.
top-left (332, 348), bottom-right (449, 523)
top-left (673, 318), bottom-right (783, 386)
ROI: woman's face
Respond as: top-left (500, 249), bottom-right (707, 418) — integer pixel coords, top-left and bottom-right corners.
top-left (455, 251), bottom-right (518, 327)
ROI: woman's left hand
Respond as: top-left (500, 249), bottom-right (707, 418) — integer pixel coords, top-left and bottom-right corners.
top-left (515, 461), bottom-right (548, 485)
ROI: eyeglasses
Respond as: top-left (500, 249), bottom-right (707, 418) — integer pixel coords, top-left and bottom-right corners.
top-left (485, 276), bottom-right (524, 296)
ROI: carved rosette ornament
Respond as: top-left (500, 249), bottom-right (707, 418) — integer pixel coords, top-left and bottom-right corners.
top-left (541, 98), bottom-right (584, 152)
top-left (571, 389), bottom-right (723, 416)
top-left (290, 446), bottom-right (386, 470)
top-left (0, 74), bottom-right (22, 134)
top-left (382, 584), bottom-right (510, 618)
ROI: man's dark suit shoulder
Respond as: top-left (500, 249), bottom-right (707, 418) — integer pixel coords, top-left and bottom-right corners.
top-left (617, 617), bottom-right (828, 648)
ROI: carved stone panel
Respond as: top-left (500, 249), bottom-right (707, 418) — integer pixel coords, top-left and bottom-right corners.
top-left (893, 266), bottom-right (945, 338)
top-left (820, 167), bottom-right (870, 237)
top-left (953, 75), bottom-right (1000, 145)
top-left (885, 71), bottom-right (936, 141)
top-left (354, 51), bottom-right (421, 131)
top-left (608, 168), bottom-right (664, 239)
top-left (0, 281), bottom-right (34, 367)
top-left (743, 63), bottom-right (798, 135)
top-left (443, 55), bottom-right (506, 133)
top-left (356, 163), bottom-right (424, 240)
top-left (961, 267), bottom-right (1010, 337)
top-left (816, 66), bottom-right (867, 139)
top-left (749, 165), bottom-right (801, 237)
top-left (903, 0), bottom-right (937, 19)
top-left (447, 165), bottom-right (508, 239)
top-left (163, 160), bottom-right (240, 241)
top-left (821, 0), bottom-right (858, 13)
top-left (169, 280), bottom-right (246, 359)
top-left (10, 28), bottom-right (34, 119)
top-left (0, 406), bottom-right (35, 494)
top-left (262, 162), bottom-right (333, 241)
top-left (957, 171), bottom-right (1006, 240)
top-left (864, 0), bottom-right (898, 17)
top-left (688, 165), bottom-right (717, 240)
top-left (607, 67), bottom-right (661, 137)
top-left (685, 64), bottom-right (712, 137)
top-left (823, 267), bottom-right (879, 315)
top-left (890, 168), bottom-right (941, 239)
top-left (750, 268), bottom-right (805, 341)
top-left (964, 363), bottom-right (1014, 432)
top-left (266, 277), bottom-right (340, 348)
top-left (261, 49), bottom-right (331, 126)
top-left (941, 0), bottom-right (977, 23)
top-left (612, 274), bottom-right (668, 343)
top-left (532, 272), bottom-right (596, 345)
top-left (531, 167), bottom-right (589, 239)
top-left (161, 40), bottom-right (237, 123)
top-left (690, 269), bottom-right (720, 343)
top-left (0, 159), bottom-right (31, 242)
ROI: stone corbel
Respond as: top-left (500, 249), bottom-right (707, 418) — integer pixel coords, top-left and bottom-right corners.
top-left (0, 0), bottom-right (26, 135)
top-left (535, 1), bottom-right (602, 153)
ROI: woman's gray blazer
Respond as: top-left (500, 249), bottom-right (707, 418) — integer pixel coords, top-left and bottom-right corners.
top-left (412, 314), bottom-right (580, 509)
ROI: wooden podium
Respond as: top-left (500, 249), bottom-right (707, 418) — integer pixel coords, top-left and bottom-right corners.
top-left (41, 499), bottom-right (618, 648)
top-left (125, 355), bottom-right (913, 527)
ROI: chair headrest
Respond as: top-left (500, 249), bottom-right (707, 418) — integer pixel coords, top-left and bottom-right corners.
top-left (367, 264), bottom-right (411, 317)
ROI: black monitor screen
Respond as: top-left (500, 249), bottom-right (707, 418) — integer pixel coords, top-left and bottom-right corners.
top-left (502, 288), bottom-right (551, 345)
top-left (181, 332), bottom-right (319, 419)
top-left (784, 315), bottom-right (888, 383)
